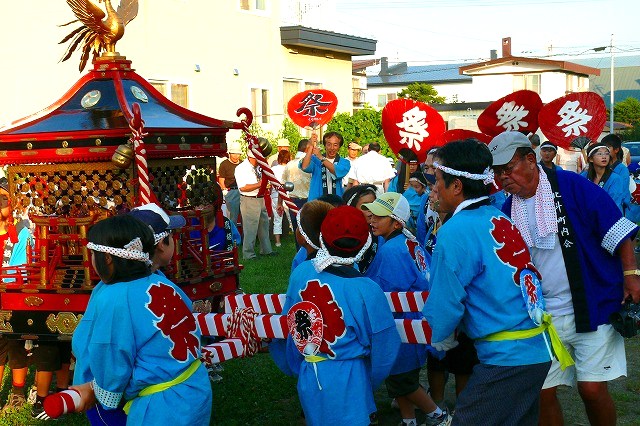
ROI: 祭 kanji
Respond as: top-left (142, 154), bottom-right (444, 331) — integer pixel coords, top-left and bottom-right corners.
top-left (294, 92), bottom-right (332, 117)
top-left (496, 101), bottom-right (529, 131)
top-left (523, 274), bottom-right (539, 305)
top-left (299, 279), bottom-right (346, 358)
top-left (556, 100), bottom-right (592, 137)
top-left (146, 282), bottom-right (200, 362)
top-left (395, 106), bottom-right (429, 150)
top-left (490, 216), bottom-right (536, 284)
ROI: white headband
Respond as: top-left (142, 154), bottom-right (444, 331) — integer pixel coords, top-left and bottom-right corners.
top-left (153, 230), bottom-right (171, 245)
top-left (433, 161), bottom-right (497, 188)
top-left (313, 232), bottom-right (372, 272)
top-left (87, 237), bottom-right (152, 266)
top-left (296, 212), bottom-right (320, 250)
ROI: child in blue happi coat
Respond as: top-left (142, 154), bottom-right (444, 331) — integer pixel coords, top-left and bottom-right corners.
top-left (362, 192), bottom-right (450, 426)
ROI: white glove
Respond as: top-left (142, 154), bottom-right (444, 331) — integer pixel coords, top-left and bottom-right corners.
top-left (432, 333), bottom-right (459, 352)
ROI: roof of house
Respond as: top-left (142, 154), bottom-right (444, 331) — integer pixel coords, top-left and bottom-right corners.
top-left (572, 54), bottom-right (640, 69)
top-left (353, 59), bottom-right (380, 72)
top-left (572, 55), bottom-right (640, 108)
top-left (459, 56), bottom-right (601, 76)
top-left (367, 63), bottom-right (472, 86)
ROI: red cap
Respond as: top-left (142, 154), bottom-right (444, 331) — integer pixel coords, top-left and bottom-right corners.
top-left (320, 206), bottom-right (370, 255)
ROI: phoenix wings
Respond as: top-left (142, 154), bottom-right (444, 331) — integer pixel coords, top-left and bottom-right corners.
top-left (59, 0), bottom-right (138, 71)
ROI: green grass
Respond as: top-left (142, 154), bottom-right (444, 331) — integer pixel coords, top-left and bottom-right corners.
top-left (2, 231), bottom-right (639, 424)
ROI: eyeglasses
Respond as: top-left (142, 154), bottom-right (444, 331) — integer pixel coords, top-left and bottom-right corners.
top-left (493, 157), bottom-right (524, 176)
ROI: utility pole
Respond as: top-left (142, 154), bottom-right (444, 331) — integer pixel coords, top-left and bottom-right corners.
top-left (610, 33), bottom-right (615, 134)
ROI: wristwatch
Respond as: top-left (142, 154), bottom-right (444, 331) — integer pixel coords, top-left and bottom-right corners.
top-left (623, 269), bottom-right (640, 276)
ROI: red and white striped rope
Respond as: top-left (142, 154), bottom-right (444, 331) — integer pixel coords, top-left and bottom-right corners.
top-left (243, 131), bottom-right (299, 213)
top-left (128, 106), bottom-right (152, 205)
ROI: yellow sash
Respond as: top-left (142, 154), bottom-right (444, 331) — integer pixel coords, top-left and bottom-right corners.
top-left (481, 312), bottom-right (574, 370)
top-left (304, 355), bottom-right (327, 363)
top-left (123, 359), bottom-right (201, 414)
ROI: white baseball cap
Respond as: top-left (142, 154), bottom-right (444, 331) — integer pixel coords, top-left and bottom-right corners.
top-left (361, 192), bottom-right (410, 223)
top-left (227, 141), bottom-right (242, 154)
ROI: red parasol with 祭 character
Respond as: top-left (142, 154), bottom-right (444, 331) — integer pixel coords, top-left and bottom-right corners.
top-left (287, 89), bottom-right (338, 131)
top-left (477, 90), bottom-right (543, 137)
top-left (382, 99), bottom-right (445, 191)
top-left (538, 92), bottom-right (607, 149)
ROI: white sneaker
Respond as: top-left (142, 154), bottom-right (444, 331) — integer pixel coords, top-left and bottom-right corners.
top-left (423, 409), bottom-right (452, 426)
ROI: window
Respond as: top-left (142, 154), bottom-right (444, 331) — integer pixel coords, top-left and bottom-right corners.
top-left (566, 75), bottom-right (588, 93)
top-left (513, 74), bottom-right (541, 94)
top-left (305, 82), bottom-right (322, 91)
top-left (240, 0), bottom-right (266, 11)
top-left (283, 79), bottom-right (300, 115)
top-left (251, 88), bottom-right (269, 124)
top-left (377, 93), bottom-right (397, 108)
top-left (149, 80), bottom-right (189, 108)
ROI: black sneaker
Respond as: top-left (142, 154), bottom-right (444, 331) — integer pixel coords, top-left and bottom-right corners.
top-left (2, 392), bottom-right (26, 413)
top-left (31, 400), bottom-right (54, 420)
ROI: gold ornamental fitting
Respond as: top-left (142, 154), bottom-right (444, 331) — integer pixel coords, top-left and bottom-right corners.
top-left (46, 313), bottom-right (83, 335)
top-left (112, 143), bottom-right (134, 169)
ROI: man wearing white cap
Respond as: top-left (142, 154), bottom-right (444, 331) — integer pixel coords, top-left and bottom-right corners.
top-left (234, 148), bottom-right (275, 259)
top-left (489, 130), bottom-right (640, 425)
top-left (218, 142), bottom-right (243, 226)
top-left (348, 142), bottom-right (395, 193)
top-left (267, 138), bottom-right (290, 167)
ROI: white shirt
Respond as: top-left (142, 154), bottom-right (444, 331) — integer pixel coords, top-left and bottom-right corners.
top-left (234, 159), bottom-right (261, 196)
top-left (270, 164), bottom-right (286, 199)
top-left (525, 197), bottom-right (573, 316)
top-left (282, 152), bottom-right (311, 199)
top-left (350, 151), bottom-right (396, 191)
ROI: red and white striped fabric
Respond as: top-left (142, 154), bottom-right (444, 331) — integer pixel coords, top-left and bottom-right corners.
top-left (223, 292), bottom-right (428, 314)
top-left (386, 292), bottom-right (429, 313)
top-left (225, 293), bottom-right (286, 314)
top-left (201, 338), bottom-right (244, 364)
top-left (196, 313), bottom-right (288, 340)
top-left (395, 318), bottom-right (432, 345)
top-left (198, 291), bottom-right (434, 364)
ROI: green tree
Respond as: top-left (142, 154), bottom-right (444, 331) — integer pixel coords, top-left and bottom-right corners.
top-left (613, 97), bottom-right (640, 127)
top-left (277, 118), bottom-right (302, 152)
top-left (397, 82), bottom-right (446, 104)
top-left (326, 106), bottom-right (395, 158)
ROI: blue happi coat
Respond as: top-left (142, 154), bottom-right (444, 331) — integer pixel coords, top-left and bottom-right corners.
top-left (365, 231), bottom-right (431, 374)
top-left (423, 204), bottom-right (551, 366)
top-left (301, 156), bottom-right (350, 201)
top-left (73, 275), bottom-right (212, 425)
top-left (271, 261), bottom-right (399, 426)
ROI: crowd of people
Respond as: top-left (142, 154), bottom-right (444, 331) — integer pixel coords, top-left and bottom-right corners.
top-left (262, 130), bottom-right (640, 425)
top-left (0, 127), bottom-right (638, 425)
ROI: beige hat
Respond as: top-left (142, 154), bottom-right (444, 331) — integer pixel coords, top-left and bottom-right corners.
top-left (277, 138), bottom-right (290, 148)
top-left (487, 131), bottom-right (532, 166)
top-left (348, 142), bottom-right (362, 150)
top-left (227, 141), bottom-right (242, 154)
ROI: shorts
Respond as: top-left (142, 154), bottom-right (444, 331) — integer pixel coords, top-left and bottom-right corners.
top-left (31, 341), bottom-right (73, 371)
top-left (426, 333), bottom-right (478, 375)
top-left (543, 313), bottom-right (626, 389)
top-left (0, 337), bottom-right (28, 369)
top-left (453, 362), bottom-right (550, 426)
top-left (385, 368), bottom-right (421, 398)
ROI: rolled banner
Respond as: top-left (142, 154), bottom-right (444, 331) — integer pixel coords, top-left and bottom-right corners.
top-left (43, 389), bottom-right (81, 419)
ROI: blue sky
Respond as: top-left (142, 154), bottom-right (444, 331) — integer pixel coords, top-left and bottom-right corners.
top-left (320, 0), bottom-right (640, 63)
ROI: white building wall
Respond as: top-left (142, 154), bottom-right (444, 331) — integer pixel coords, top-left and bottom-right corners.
top-left (0, 0), bottom-right (357, 134)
